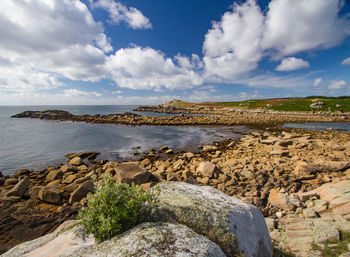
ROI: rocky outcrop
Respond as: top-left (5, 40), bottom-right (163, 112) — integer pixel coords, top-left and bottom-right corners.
top-left (3, 221), bottom-right (226, 257)
top-left (151, 182), bottom-right (273, 257)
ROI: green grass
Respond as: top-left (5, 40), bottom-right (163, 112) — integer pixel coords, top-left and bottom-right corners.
top-left (211, 96), bottom-right (350, 112)
top-left (312, 231), bottom-right (350, 257)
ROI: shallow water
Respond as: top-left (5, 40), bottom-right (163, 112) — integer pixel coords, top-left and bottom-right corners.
top-left (0, 105), bottom-right (247, 175)
top-left (283, 122), bottom-right (350, 131)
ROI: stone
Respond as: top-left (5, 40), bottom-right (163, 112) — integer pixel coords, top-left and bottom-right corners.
top-left (312, 160), bottom-right (350, 172)
top-left (4, 178), bottom-right (18, 186)
top-left (303, 208), bottom-right (317, 218)
top-left (315, 180), bottom-right (350, 202)
top-left (184, 152), bottom-right (195, 159)
top-left (202, 145), bottom-right (217, 152)
top-left (165, 149), bottom-right (174, 154)
top-left (46, 170), bottom-right (63, 181)
top-left (62, 174), bottom-right (78, 184)
top-left (39, 186), bottom-right (61, 204)
top-left (241, 169), bottom-right (254, 179)
top-left (29, 186), bottom-right (42, 200)
top-left (293, 161), bottom-right (316, 179)
top-left (15, 169), bottom-right (29, 177)
top-left (160, 145), bottom-right (169, 151)
top-left (63, 183), bottom-right (79, 193)
top-left (312, 218), bottom-right (339, 243)
top-left (69, 180), bottom-right (94, 204)
top-left (6, 176), bottom-right (29, 197)
top-left (68, 157), bottom-right (83, 166)
top-left (196, 162), bottom-right (216, 178)
top-left (268, 188), bottom-right (294, 210)
top-left (334, 215), bottom-right (350, 232)
top-left (140, 182), bottom-right (156, 191)
top-left (151, 182), bottom-right (273, 257)
top-left (114, 163), bottom-right (150, 185)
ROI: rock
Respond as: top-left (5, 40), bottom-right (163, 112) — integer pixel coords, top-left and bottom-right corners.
top-left (310, 102), bottom-right (324, 108)
top-left (114, 163), bottom-right (150, 185)
top-left (151, 182), bottom-right (273, 257)
top-left (1, 220), bottom-right (94, 257)
top-left (293, 161), bottom-right (316, 179)
top-left (303, 208), bottom-right (317, 218)
top-left (39, 186), bottom-right (61, 204)
top-left (4, 178), bottom-right (18, 186)
top-left (165, 149), bottom-right (174, 154)
top-left (69, 180), bottom-right (94, 204)
top-left (68, 157), bottom-right (83, 166)
top-left (62, 174), bottom-right (78, 184)
top-left (268, 188), bottom-right (294, 210)
top-left (312, 218), bottom-right (339, 243)
top-left (6, 176), bottom-right (29, 197)
top-left (29, 186), bottom-right (42, 200)
top-left (334, 215), bottom-right (350, 232)
top-left (184, 152), bottom-right (195, 159)
top-left (15, 169), bottom-right (29, 177)
top-left (65, 152), bottom-right (100, 160)
top-left (196, 162), bottom-right (216, 178)
top-left (312, 160), bottom-right (350, 172)
top-left (63, 183), bottom-right (79, 193)
top-left (46, 169), bottom-right (63, 181)
top-left (160, 145), bottom-right (169, 151)
top-left (202, 145), bottom-right (217, 152)
top-left (5, 221), bottom-right (226, 257)
top-left (241, 169), bottom-right (254, 179)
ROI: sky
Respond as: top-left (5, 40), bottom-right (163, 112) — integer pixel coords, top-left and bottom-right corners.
top-left (0, 0), bottom-right (350, 105)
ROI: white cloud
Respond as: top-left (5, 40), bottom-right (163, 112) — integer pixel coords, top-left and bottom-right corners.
top-left (328, 80), bottom-right (347, 90)
top-left (0, 0), bottom-right (112, 94)
top-left (275, 57), bottom-right (310, 71)
top-left (262, 0), bottom-right (350, 57)
top-left (203, 0), bottom-right (350, 80)
top-left (203, 0), bottom-right (264, 80)
top-left (313, 78), bottom-right (323, 87)
top-left (93, 0), bottom-right (152, 29)
top-left (341, 57), bottom-right (350, 65)
top-left (63, 89), bottom-right (102, 98)
top-left (106, 47), bottom-right (203, 90)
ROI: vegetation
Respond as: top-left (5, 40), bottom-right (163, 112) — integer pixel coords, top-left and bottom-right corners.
top-left (312, 231), bottom-right (350, 257)
top-left (78, 175), bottom-right (159, 242)
top-left (174, 96), bottom-right (350, 112)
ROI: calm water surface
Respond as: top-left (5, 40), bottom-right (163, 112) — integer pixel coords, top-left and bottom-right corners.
top-left (0, 105), bottom-right (248, 175)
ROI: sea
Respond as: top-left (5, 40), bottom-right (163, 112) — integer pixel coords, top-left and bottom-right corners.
top-left (0, 105), bottom-right (249, 175)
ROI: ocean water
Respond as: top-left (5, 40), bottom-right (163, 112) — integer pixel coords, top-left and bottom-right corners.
top-left (0, 105), bottom-right (248, 175)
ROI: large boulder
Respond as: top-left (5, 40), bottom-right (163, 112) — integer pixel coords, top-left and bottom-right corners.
top-left (114, 163), bottom-right (150, 185)
top-left (151, 182), bottom-right (273, 257)
top-left (39, 186), bottom-right (61, 204)
top-left (3, 221), bottom-right (225, 257)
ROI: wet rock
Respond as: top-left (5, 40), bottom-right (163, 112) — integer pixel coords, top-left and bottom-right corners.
top-left (114, 163), bottom-right (150, 185)
top-left (68, 157), bottom-right (83, 166)
top-left (151, 182), bottom-right (273, 257)
top-left (6, 176), bottom-right (29, 198)
top-left (202, 145), bottom-right (217, 152)
top-left (15, 169), bottom-right (29, 177)
top-left (69, 180), bottom-right (94, 204)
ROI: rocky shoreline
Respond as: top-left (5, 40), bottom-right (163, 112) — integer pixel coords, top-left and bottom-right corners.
top-left (1, 126), bottom-right (350, 256)
top-left (11, 108), bottom-right (350, 127)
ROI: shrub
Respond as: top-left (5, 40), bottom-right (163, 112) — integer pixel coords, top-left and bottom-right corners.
top-left (78, 175), bottom-right (158, 242)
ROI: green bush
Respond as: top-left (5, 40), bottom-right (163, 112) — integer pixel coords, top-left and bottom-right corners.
top-left (78, 175), bottom-right (158, 242)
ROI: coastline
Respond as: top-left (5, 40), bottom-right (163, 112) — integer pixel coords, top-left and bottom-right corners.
top-left (0, 124), bottom-right (350, 255)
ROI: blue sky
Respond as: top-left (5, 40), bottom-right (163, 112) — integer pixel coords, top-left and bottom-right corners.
top-left (0, 0), bottom-right (349, 105)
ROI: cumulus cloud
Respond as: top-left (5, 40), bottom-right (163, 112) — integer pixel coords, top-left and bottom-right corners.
top-left (341, 57), bottom-right (350, 65)
top-left (203, 0), bottom-right (264, 80)
top-left (329, 80), bottom-right (347, 90)
top-left (106, 47), bottom-right (203, 90)
top-left (0, 0), bottom-right (112, 93)
top-left (275, 57), bottom-right (310, 71)
top-left (262, 0), bottom-right (350, 57)
top-left (313, 78), bottom-right (323, 87)
top-left (93, 0), bottom-right (152, 29)
top-left (203, 0), bottom-right (350, 80)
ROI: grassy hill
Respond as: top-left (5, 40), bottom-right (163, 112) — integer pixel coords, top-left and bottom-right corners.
top-left (170, 97), bottom-right (350, 112)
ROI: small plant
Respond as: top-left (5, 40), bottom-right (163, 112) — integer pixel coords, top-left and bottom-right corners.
top-left (78, 175), bottom-right (159, 242)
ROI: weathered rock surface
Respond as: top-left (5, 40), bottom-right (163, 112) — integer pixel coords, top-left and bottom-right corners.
top-left (69, 180), bottom-right (94, 204)
top-left (151, 182), bottom-right (273, 257)
top-left (4, 221), bottom-right (226, 257)
top-left (114, 163), bottom-right (150, 185)
top-left (6, 176), bottom-right (29, 197)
